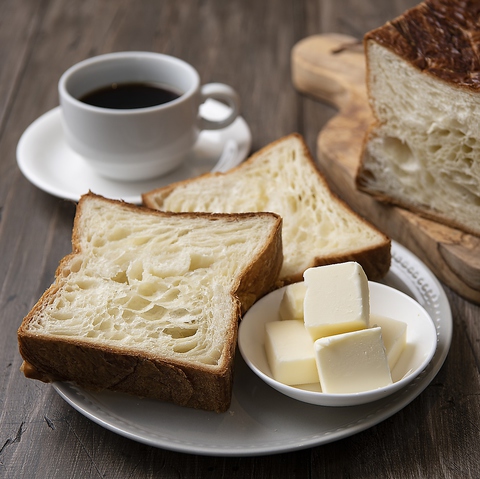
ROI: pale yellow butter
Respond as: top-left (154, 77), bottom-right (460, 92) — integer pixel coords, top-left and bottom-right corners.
top-left (303, 262), bottom-right (369, 340)
top-left (314, 327), bottom-right (392, 394)
top-left (264, 320), bottom-right (319, 386)
top-left (371, 315), bottom-right (407, 370)
top-left (278, 282), bottom-right (307, 320)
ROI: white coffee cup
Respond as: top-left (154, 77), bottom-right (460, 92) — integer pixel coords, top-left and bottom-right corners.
top-left (58, 51), bottom-right (240, 181)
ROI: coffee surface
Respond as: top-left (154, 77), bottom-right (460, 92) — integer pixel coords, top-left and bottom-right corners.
top-left (79, 82), bottom-right (180, 109)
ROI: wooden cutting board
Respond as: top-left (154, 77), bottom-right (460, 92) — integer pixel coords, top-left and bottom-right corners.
top-left (292, 33), bottom-right (480, 304)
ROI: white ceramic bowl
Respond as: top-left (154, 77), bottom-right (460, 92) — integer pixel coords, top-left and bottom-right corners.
top-left (238, 281), bottom-right (437, 407)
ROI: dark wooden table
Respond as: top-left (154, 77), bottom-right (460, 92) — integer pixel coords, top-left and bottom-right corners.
top-left (1, 1), bottom-right (479, 477)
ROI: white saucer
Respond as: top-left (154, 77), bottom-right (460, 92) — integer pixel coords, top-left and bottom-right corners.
top-left (16, 100), bottom-right (252, 204)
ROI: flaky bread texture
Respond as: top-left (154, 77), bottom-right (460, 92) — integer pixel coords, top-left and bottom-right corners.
top-left (18, 193), bottom-right (283, 412)
top-left (143, 134), bottom-right (391, 283)
top-left (357, 0), bottom-right (480, 236)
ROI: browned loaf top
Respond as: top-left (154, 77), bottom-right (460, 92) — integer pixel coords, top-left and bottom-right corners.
top-left (365, 0), bottom-right (480, 89)
top-left (18, 193), bottom-right (283, 413)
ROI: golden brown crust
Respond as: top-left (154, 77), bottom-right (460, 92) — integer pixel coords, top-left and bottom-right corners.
top-left (17, 193), bottom-right (283, 413)
top-left (18, 333), bottom-right (233, 412)
top-left (364, 0), bottom-right (480, 90)
top-left (285, 242), bottom-right (391, 284)
top-left (234, 217), bottom-right (284, 311)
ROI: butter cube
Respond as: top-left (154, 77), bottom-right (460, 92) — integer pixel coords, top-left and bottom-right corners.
top-left (303, 262), bottom-right (369, 340)
top-left (314, 327), bottom-right (392, 394)
top-left (265, 320), bottom-right (319, 386)
top-left (371, 315), bottom-right (407, 370)
top-left (278, 282), bottom-right (307, 320)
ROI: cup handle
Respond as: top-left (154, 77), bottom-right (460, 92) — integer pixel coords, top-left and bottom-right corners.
top-left (198, 83), bottom-right (240, 130)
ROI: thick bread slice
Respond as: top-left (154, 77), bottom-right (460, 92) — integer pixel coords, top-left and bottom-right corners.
top-left (143, 134), bottom-right (391, 283)
top-left (18, 193), bottom-right (283, 412)
top-left (357, 0), bottom-right (480, 236)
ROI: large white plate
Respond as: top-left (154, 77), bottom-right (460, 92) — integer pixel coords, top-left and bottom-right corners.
top-left (16, 100), bottom-right (251, 204)
top-left (53, 241), bottom-right (452, 456)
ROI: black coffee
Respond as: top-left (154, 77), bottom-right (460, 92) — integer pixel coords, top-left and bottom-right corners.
top-left (79, 82), bottom-right (180, 109)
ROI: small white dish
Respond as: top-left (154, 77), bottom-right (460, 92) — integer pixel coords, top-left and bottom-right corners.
top-left (16, 99), bottom-right (251, 204)
top-left (238, 281), bottom-right (438, 407)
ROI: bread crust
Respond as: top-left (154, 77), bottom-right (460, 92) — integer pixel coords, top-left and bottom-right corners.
top-left (17, 193), bottom-right (283, 413)
top-left (364, 0), bottom-right (480, 91)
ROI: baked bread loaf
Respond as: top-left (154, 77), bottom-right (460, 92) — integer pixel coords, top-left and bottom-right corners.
top-left (356, 0), bottom-right (480, 236)
top-left (18, 193), bottom-right (283, 412)
top-left (143, 134), bottom-right (391, 283)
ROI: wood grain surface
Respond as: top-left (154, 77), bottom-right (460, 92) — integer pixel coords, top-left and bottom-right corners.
top-left (1, 1), bottom-right (479, 478)
top-left (291, 33), bottom-right (480, 304)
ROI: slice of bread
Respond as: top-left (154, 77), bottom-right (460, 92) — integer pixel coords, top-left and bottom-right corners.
top-left (356, 0), bottom-right (480, 236)
top-left (18, 193), bottom-right (283, 412)
top-left (143, 134), bottom-right (391, 283)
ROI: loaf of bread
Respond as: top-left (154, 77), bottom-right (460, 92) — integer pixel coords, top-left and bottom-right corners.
top-left (143, 133), bottom-right (391, 283)
top-left (18, 193), bottom-right (283, 412)
top-left (356, 0), bottom-right (480, 236)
